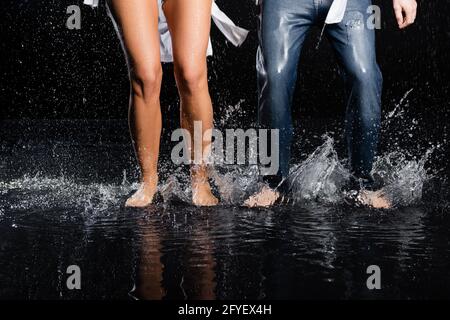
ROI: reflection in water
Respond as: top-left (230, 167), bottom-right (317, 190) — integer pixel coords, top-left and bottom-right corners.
top-left (131, 214), bottom-right (165, 300)
top-left (131, 208), bottom-right (216, 300)
top-left (1, 193), bottom-right (450, 299)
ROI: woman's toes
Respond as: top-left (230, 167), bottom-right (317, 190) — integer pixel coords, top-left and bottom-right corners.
top-left (125, 196), bottom-right (151, 208)
top-left (125, 182), bottom-right (158, 208)
top-left (193, 194), bottom-right (219, 207)
top-left (125, 194), bottom-right (152, 208)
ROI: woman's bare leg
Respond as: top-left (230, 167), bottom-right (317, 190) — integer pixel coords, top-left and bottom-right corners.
top-left (134, 218), bottom-right (165, 300)
top-left (108, 0), bottom-right (162, 207)
top-left (163, 0), bottom-right (218, 206)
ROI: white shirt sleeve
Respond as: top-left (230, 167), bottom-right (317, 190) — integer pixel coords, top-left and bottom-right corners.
top-left (325, 0), bottom-right (348, 24)
top-left (83, 0), bottom-right (99, 7)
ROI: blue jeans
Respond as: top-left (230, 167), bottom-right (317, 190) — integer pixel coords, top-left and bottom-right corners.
top-left (257, 0), bottom-right (383, 189)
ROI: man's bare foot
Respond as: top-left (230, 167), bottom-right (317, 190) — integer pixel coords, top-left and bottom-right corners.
top-left (358, 190), bottom-right (391, 209)
top-left (244, 186), bottom-right (280, 208)
top-left (125, 177), bottom-right (158, 208)
top-left (192, 181), bottom-right (219, 207)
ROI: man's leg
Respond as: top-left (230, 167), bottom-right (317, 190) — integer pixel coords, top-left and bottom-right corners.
top-left (325, 0), bottom-right (388, 207)
top-left (257, 0), bottom-right (314, 185)
top-left (246, 0), bottom-right (314, 207)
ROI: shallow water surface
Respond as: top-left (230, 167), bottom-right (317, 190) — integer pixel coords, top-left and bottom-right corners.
top-left (0, 120), bottom-right (449, 299)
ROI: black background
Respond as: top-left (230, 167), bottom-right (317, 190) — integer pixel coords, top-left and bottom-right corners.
top-left (0, 0), bottom-right (449, 126)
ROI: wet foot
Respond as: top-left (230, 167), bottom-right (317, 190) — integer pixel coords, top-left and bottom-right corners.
top-left (244, 186), bottom-right (280, 208)
top-left (192, 181), bottom-right (219, 207)
top-left (358, 190), bottom-right (391, 209)
top-left (125, 178), bottom-right (158, 208)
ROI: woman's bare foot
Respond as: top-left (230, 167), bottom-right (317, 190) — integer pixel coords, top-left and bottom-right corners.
top-left (358, 190), bottom-right (391, 209)
top-left (125, 177), bottom-right (158, 208)
top-left (192, 181), bottom-right (219, 207)
top-left (244, 186), bottom-right (280, 208)
top-left (191, 166), bottom-right (219, 207)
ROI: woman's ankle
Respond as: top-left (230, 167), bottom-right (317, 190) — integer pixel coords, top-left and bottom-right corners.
top-left (141, 174), bottom-right (159, 186)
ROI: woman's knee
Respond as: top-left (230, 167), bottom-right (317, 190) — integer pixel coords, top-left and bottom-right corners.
top-left (130, 63), bottom-right (163, 100)
top-left (174, 62), bottom-right (208, 95)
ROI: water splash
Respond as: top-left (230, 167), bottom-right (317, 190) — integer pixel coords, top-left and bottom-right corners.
top-left (159, 174), bottom-right (191, 204)
top-left (0, 90), bottom-right (443, 211)
top-left (384, 89), bottom-right (414, 128)
top-left (210, 89), bottom-right (437, 208)
top-left (286, 136), bottom-right (350, 205)
top-left (0, 143), bottom-right (437, 212)
top-left (216, 99), bottom-right (246, 127)
top-left (211, 165), bottom-right (261, 205)
top-left (373, 150), bottom-right (432, 207)
top-left (286, 89), bottom-right (435, 207)
top-left (0, 172), bottom-right (136, 219)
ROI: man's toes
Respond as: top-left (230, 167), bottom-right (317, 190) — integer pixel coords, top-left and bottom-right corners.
top-left (373, 198), bottom-right (391, 209)
top-left (244, 197), bottom-right (257, 208)
top-left (244, 191), bottom-right (279, 208)
top-left (358, 191), bottom-right (391, 209)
